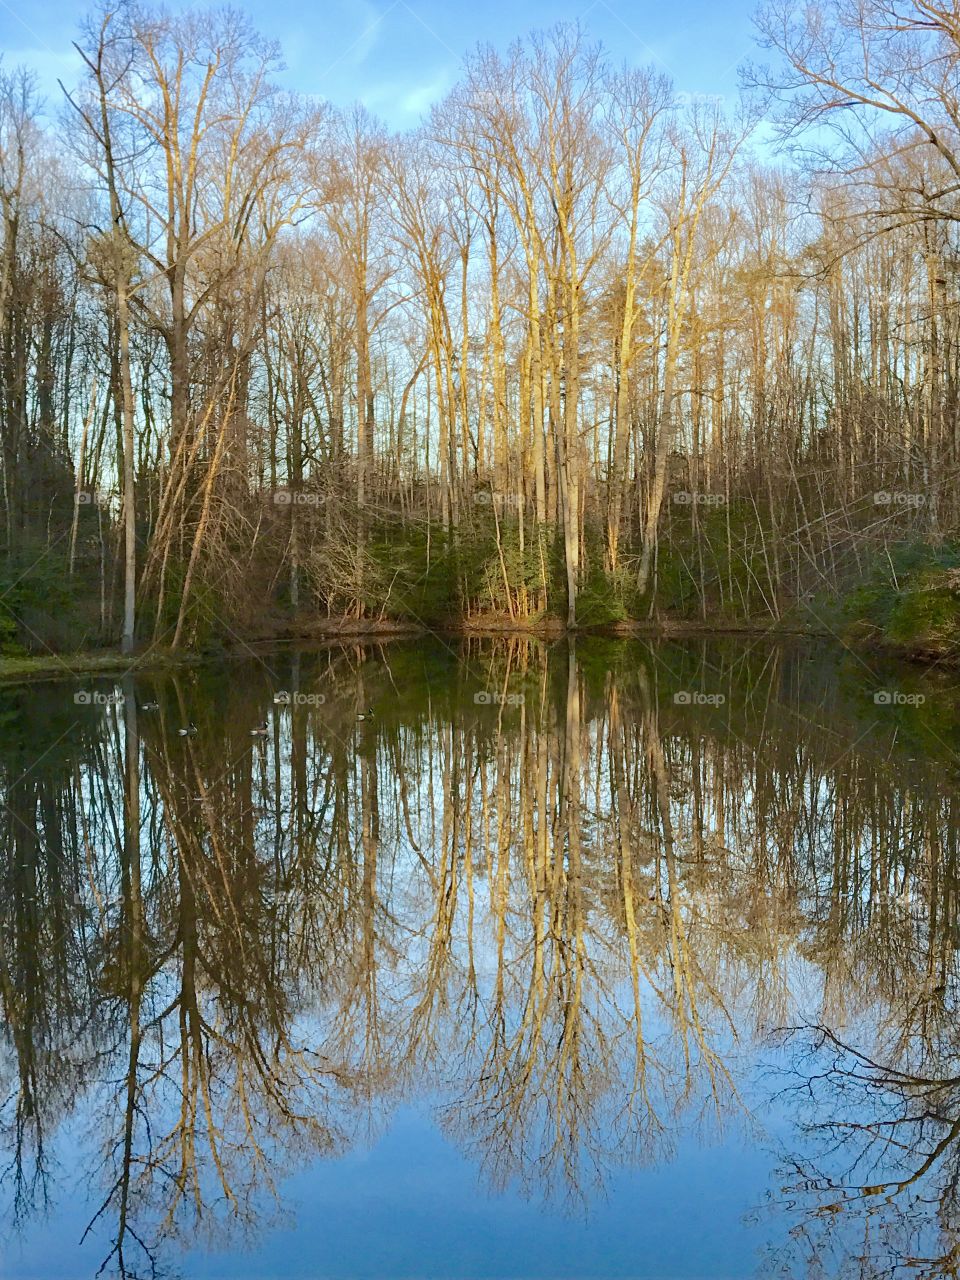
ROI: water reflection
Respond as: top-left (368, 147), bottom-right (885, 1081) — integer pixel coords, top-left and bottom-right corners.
top-left (1, 638), bottom-right (958, 1277)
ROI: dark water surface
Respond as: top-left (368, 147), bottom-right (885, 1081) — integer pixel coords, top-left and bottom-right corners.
top-left (2, 636), bottom-right (960, 1279)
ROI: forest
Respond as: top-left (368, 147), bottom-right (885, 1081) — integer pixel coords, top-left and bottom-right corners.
top-left (1, 0), bottom-right (959, 657)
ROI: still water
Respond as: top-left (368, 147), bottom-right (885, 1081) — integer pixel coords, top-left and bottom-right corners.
top-left (1, 636), bottom-right (959, 1279)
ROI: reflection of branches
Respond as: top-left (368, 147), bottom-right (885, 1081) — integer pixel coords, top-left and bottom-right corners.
top-left (0, 751), bottom-right (96, 1233)
top-left (4, 640), bottom-right (960, 1276)
top-left (773, 1020), bottom-right (960, 1279)
top-left (440, 650), bottom-right (743, 1206)
top-left (73, 684), bottom-right (362, 1276)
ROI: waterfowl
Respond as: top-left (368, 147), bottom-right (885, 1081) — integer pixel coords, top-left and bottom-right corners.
top-left (177, 722), bottom-right (197, 737)
top-left (250, 721), bottom-right (270, 736)
top-left (140, 701), bottom-right (159, 711)
top-left (357, 708), bottom-right (375, 722)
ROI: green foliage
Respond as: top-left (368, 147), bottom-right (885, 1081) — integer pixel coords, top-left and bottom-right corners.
top-left (576, 567), bottom-right (628, 626)
top-left (368, 513), bottom-right (550, 622)
top-left (0, 609), bottom-right (22, 656)
top-left (648, 497), bottom-right (780, 620)
top-left (366, 525), bottom-right (462, 621)
top-left (475, 523), bottom-right (546, 614)
top-left (570, 522), bottom-right (631, 626)
top-left (0, 550), bottom-right (98, 653)
top-left (841, 543), bottom-right (960, 653)
top-left (887, 573), bottom-right (960, 646)
top-left (146, 557), bottom-right (229, 648)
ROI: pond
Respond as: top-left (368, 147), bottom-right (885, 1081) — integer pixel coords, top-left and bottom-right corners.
top-left (1, 635), bottom-right (959, 1279)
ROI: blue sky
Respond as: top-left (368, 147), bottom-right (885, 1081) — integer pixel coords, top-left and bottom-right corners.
top-left (0, 0), bottom-right (761, 129)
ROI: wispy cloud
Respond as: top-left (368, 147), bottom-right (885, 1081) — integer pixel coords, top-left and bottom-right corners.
top-left (400, 69), bottom-right (452, 116)
top-left (359, 65), bottom-right (452, 121)
top-left (331, 0), bottom-right (394, 72)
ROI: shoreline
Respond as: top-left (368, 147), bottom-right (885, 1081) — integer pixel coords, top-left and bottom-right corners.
top-left (0, 649), bottom-right (205, 686)
top-left (3, 613), bottom-right (953, 686)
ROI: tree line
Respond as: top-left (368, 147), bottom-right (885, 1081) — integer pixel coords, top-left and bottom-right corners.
top-left (2, 0), bottom-right (959, 649)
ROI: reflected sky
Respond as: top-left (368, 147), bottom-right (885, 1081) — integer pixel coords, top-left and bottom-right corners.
top-left (1, 637), bottom-right (959, 1279)
top-left (9, 1098), bottom-right (780, 1280)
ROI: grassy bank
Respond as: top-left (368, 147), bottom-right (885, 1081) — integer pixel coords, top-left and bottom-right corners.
top-left (6, 543), bottom-right (960, 685)
top-left (0, 648), bottom-right (205, 685)
top-left (840, 564), bottom-right (960, 662)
